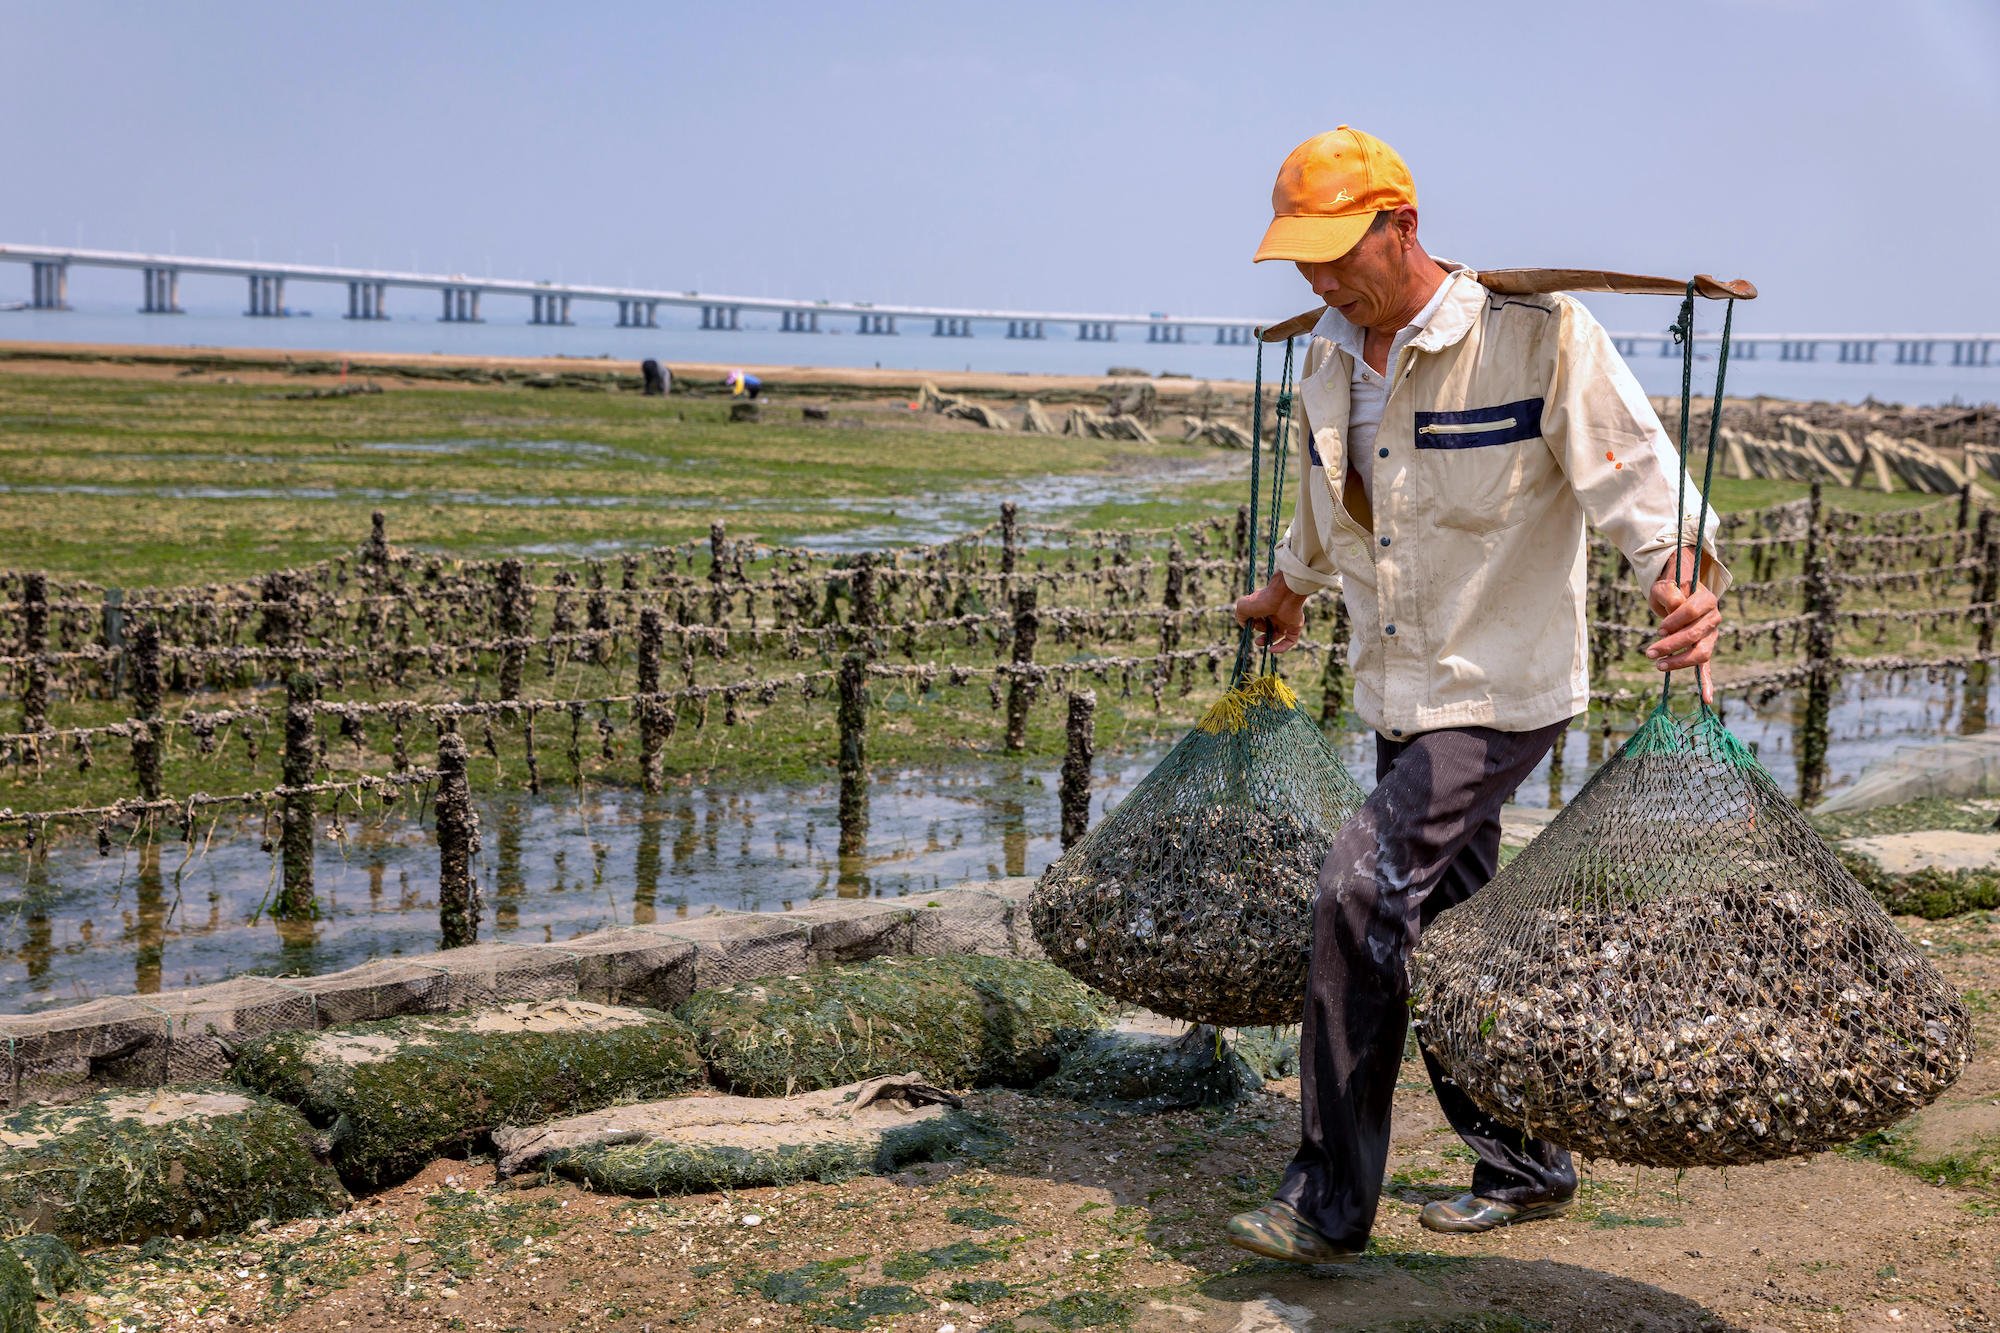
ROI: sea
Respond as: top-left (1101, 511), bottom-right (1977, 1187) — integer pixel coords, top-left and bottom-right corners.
top-left (3, 297), bottom-right (1996, 408)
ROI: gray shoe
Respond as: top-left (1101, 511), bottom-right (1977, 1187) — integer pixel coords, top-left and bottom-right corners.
top-left (1419, 1192), bottom-right (1573, 1235)
top-left (1225, 1200), bottom-right (1361, 1264)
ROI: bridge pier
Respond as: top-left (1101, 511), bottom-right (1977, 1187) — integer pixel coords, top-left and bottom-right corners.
top-left (1216, 326), bottom-right (1250, 345)
top-left (246, 273), bottom-right (287, 317)
top-left (28, 260), bottom-right (68, 310)
top-left (439, 287), bottom-right (482, 323)
top-left (1778, 340), bottom-right (1819, 361)
top-left (345, 281), bottom-right (386, 320)
top-left (1836, 340), bottom-right (1876, 363)
top-left (931, 316), bottom-right (971, 337)
top-left (858, 313), bottom-right (897, 335)
top-left (530, 293), bottom-right (573, 326)
top-left (1952, 340), bottom-right (1995, 367)
top-left (615, 300), bottom-right (660, 328)
top-left (1146, 324), bottom-right (1185, 344)
top-left (1891, 340), bottom-right (1936, 366)
top-left (1077, 321), bottom-right (1115, 342)
top-left (1005, 320), bottom-right (1045, 339)
top-left (781, 310), bottom-right (823, 333)
top-left (699, 304), bottom-right (740, 330)
top-left (139, 267), bottom-right (182, 314)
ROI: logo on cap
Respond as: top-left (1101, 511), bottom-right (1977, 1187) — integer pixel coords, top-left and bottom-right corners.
top-left (1333, 189), bottom-right (1354, 205)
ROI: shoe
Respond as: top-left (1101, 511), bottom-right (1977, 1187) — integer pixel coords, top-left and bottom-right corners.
top-left (1419, 1192), bottom-right (1574, 1235)
top-left (1225, 1200), bottom-right (1361, 1264)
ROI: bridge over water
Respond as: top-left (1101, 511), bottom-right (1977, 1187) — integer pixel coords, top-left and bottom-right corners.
top-left (3, 243), bottom-right (1995, 367)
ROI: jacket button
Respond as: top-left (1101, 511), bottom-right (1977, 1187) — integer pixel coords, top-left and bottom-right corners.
top-left (1380, 536), bottom-right (1391, 547)
top-left (1378, 447), bottom-right (1389, 458)
top-left (1385, 624), bottom-right (1397, 636)
top-left (1391, 728), bottom-right (1403, 737)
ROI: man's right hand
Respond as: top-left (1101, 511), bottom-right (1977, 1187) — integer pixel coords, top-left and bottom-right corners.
top-left (1232, 575), bottom-right (1309, 653)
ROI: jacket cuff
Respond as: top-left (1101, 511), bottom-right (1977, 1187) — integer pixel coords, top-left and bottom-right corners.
top-left (1632, 524), bottom-right (1733, 599)
top-left (1275, 547), bottom-right (1340, 596)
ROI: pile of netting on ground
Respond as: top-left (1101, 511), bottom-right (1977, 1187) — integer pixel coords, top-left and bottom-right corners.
top-left (1413, 705), bottom-right (1973, 1168)
top-left (1031, 674), bottom-right (1366, 1027)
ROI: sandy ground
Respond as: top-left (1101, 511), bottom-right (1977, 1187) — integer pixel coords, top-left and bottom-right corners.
top-left (45, 909), bottom-right (2000, 1332)
top-left (0, 338), bottom-right (1245, 398)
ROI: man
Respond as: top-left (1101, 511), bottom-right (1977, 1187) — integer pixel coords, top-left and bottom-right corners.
top-left (1225, 126), bottom-right (1729, 1262)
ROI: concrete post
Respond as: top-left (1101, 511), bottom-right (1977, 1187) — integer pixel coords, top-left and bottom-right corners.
top-left (247, 274), bottom-right (260, 316)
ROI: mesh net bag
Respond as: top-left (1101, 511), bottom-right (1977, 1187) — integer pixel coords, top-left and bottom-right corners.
top-left (1417, 283), bottom-right (1971, 1167)
top-left (1031, 674), bottom-right (1366, 1026)
top-left (1032, 335), bottom-right (1366, 1027)
top-left (1413, 703), bottom-right (1973, 1167)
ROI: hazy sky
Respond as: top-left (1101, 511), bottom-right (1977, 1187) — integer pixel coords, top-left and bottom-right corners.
top-left (4, 1), bottom-right (1997, 331)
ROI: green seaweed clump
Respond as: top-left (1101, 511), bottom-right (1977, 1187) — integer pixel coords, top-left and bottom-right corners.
top-left (0, 1243), bottom-right (30, 1333)
top-left (9, 1233), bottom-right (87, 1299)
top-left (1035, 1027), bottom-right (1258, 1112)
top-left (536, 1107), bottom-right (999, 1196)
top-left (0, 1085), bottom-right (347, 1246)
top-left (1838, 849), bottom-right (2000, 920)
top-left (234, 1007), bottom-right (706, 1188)
top-left (675, 955), bottom-right (1113, 1096)
top-left (814, 1283), bottom-right (928, 1329)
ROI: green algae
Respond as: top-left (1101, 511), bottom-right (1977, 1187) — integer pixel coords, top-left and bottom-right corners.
top-left (944, 1206), bottom-right (1017, 1230)
top-left (232, 1007), bottom-right (705, 1189)
top-left (0, 1086), bottom-right (346, 1246)
top-left (813, 1283), bottom-right (927, 1328)
top-left (9, 1234), bottom-right (86, 1300)
top-left (675, 955), bottom-right (1113, 1097)
top-left (0, 1244), bottom-right (30, 1333)
top-left (880, 1238), bottom-right (1005, 1280)
top-left (943, 1278), bottom-right (1013, 1305)
top-left (532, 1109), bottom-right (1001, 1197)
top-left (1035, 1028), bottom-right (1258, 1113)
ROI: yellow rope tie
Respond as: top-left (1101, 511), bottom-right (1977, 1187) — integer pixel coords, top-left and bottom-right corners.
top-left (1196, 673), bottom-right (1299, 734)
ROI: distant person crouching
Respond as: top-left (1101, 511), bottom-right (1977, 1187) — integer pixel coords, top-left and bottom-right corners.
top-left (726, 369), bottom-right (763, 400)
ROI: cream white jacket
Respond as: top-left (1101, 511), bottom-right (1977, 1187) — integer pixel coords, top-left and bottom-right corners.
top-left (1275, 265), bottom-right (1732, 738)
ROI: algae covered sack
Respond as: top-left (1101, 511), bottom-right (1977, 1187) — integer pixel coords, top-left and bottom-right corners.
top-left (1032, 674), bottom-right (1365, 1026)
top-left (1413, 699), bottom-right (1972, 1168)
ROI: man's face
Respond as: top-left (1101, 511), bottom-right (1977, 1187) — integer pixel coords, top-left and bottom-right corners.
top-left (1294, 215), bottom-right (1404, 330)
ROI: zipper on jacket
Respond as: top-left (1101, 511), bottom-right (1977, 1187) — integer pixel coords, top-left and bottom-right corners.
top-left (1418, 417), bottom-right (1516, 437)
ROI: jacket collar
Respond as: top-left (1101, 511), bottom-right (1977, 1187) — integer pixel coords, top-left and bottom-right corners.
top-left (1306, 259), bottom-right (1480, 359)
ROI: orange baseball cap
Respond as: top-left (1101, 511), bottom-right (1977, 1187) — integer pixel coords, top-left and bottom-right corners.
top-left (1253, 126), bottom-right (1417, 264)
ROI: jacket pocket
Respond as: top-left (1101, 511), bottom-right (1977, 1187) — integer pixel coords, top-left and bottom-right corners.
top-left (1412, 397), bottom-right (1545, 533)
top-left (1413, 397), bottom-right (1545, 450)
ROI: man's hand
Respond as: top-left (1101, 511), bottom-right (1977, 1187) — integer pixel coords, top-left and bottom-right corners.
top-left (1233, 575), bottom-right (1310, 653)
top-left (1646, 546), bottom-right (1722, 704)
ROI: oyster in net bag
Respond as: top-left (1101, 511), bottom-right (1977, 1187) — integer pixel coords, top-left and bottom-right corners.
top-left (1031, 675), bottom-right (1367, 1027)
top-left (1413, 705), bottom-right (1972, 1168)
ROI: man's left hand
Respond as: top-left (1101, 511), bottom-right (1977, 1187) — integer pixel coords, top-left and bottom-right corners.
top-left (1646, 546), bottom-right (1722, 703)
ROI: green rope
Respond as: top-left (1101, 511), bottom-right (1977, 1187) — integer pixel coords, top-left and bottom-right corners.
top-left (1662, 283), bottom-right (1735, 708)
top-left (1258, 338), bottom-right (1299, 678)
top-left (1233, 339), bottom-right (1266, 685)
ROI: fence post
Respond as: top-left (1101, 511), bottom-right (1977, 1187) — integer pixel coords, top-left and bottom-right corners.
top-left (1319, 597), bottom-right (1350, 729)
top-left (436, 730), bottom-right (482, 948)
top-left (364, 510), bottom-right (390, 578)
top-left (1979, 509), bottom-right (2000, 656)
top-left (637, 608), bottom-right (666, 794)
top-left (101, 588), bottom-right (126, 698)
top-left (131, 621), bottom-right (163, 800)
top-left (496, 558), bottom-right (528, 701)
top-left (850, 551), bottom-right (879, 647)
top-left (1059, 688), bottom-right (1096, 849)
top-left (278, 670), bottom-right (319, 921)
top-left (1799, 486), bottom-right (1837, 808)
top-left (1005, 586), bottom-right (1040, 751)
top-left (837, 653), bottom-right (868, 861)
top-left (18, 575), bottom-right (46, 760)
top-left (1000, 501), bottom-right (1019, 593)
top-left (708, 520), bottom-right (730, 624)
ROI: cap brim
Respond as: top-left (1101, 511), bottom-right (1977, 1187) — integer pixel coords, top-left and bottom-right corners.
top-left (1253, 212), bottom-right (1372, 264)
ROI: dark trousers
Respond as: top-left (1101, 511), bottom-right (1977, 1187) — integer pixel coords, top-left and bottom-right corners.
top-left (1275, 718), bottom-right (1578, 1248)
